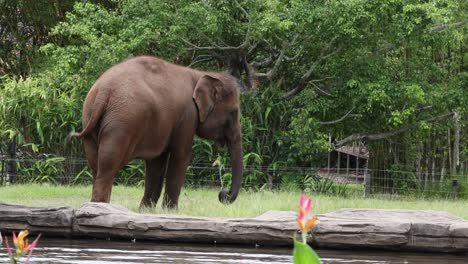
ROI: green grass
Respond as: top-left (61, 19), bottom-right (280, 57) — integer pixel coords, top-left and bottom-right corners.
top-left (1, 184), bottom-right (468, 219)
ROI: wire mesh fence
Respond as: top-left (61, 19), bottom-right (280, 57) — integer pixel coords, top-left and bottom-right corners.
top-left (1, 154), bottom-right (467, 199)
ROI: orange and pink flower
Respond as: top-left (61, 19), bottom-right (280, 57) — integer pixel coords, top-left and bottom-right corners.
top-left (296, 193), bottom-right (317, 235)
top-left (4, 230), bottom-right (41, 264)
top-left (293, 194), bottom-right (321, 263)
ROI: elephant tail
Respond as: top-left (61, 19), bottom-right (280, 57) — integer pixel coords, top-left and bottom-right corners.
top-left (69, 87), bottom-right (109, 139)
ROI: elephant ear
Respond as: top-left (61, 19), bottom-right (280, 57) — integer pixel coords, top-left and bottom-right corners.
top-left (193, 75), bottom-right (223, 123)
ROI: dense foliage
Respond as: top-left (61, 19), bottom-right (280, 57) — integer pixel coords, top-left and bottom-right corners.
top-left (1, 0), bottom-right (466, 192)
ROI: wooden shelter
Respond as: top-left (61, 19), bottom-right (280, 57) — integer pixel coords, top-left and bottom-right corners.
top-left (326, 145), bottom-right (369, 181)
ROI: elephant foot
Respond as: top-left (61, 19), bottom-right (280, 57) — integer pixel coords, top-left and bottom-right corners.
top-left (218, 188), bottom-right (236, 204)
top-left (162, 196), bottom-right (178, 210)
top-left (90, 194), bottom-right (111, 203)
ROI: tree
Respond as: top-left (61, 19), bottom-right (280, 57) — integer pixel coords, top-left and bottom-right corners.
top-left (0, 0), bottom-right (466, 189)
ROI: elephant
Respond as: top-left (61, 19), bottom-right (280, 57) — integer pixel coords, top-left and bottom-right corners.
top-left (70, 56), bottom-right (243, 209)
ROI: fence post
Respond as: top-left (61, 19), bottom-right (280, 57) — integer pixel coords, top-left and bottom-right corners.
top-left (267, 168), bottom-right (273, 191)
top-left (337, 152), bottom-right (341, 174)
top-left (452, 179), bottom-right (458, 199)
top-left (1, 150), bottom-right (4, 185)
top-left (363, 166), bottom-right (370, 198)
top-left (355, 157), bottom-right (359, 183)
top-left (327, 135), bottom-right (331, 175)
top-left (7, 136), bottom-right (17, 184)
top-left (346, 153), bottom-right (350, 178)
top-left (451, 112), bottom-right (460, 199)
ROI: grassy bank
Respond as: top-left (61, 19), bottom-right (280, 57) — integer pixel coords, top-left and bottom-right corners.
top-left (1, 184), bottom-right (467, 219)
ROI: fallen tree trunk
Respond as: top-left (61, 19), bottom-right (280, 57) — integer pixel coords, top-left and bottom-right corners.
top-left (1, 202), bottom-right (468, 252)
top-left (73, 203), bottom-right (297, 246)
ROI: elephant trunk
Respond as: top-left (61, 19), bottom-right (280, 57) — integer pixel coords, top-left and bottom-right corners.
top-left (219, 125), bottom-right (243, 204)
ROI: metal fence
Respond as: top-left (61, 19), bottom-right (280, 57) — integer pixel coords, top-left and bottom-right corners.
top-left (1, 153), bottom-right (467, 199)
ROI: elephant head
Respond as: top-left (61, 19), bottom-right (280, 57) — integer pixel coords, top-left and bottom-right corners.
top-left (193, 74), bottom-right (243, 204)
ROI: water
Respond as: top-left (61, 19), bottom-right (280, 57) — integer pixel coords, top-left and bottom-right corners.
top-left (1, 238), bottom-right (467, 263)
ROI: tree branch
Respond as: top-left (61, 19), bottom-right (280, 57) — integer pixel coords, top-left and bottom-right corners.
top-left (311, 78), bottom-right (339, 96)
top-left (303, 37), bottom-right (338, 74)
top-left (312, 83), bottom-right (332, 96)
top-left (430, 21), bottom-right (466, 32)
top-left (234, 0), bottom-right (249, 19)
top-left (310, 76), bottom-right (335, 83)
top-left (415, 105), bottom-right (433, 113)
top-left (281, 37), bottom-right (341, 100)
top-left (188, 55), bottom-right (214, 67)
top-left (182, 38), bottom-right (248, 51)
top-left (182, 1), bottom-right (251, 53)
top-left (182, 0), bottom-right (252, 90)
top-left (319, 107), bottom-right (356, 125)
top-left (281, 83), bottom-right (307, 100)
top-left (282, 77), bottom-right (341, 100)
top-left (251, 55), bottom-right (274, 68)
top-left (302, 47), bottom-right (340, 80)
top-left (252, 34), bottom-right (299, 80)
top-left (334, 112), bottom-right (456, 147)
top-left (247, 41), bottom-right (260, 55)
top-left (284, 50), bottom-right (302, 61)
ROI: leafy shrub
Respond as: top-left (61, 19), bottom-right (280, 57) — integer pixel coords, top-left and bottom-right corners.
top-left (388, 164), bottom-right (418, 195)
top-left (16, 155), bottom-right (65, 184)
top-left (303, 174), bottom-right (354, 197)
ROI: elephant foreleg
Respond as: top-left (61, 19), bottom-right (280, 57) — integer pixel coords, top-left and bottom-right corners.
top-left (162, 153), bottom-right (191, 209)
top-left (139, 152), bottom-right (169, 209)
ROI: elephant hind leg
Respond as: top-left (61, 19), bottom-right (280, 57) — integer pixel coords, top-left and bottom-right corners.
top-left (139, 152), bottom-right (170, 210)
top-left (83, 135), bottom-right (98, 183)
top-left (91, 133), bottom-right (134, 203)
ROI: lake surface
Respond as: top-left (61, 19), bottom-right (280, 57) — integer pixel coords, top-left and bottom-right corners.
top-left (0, 238), bottom-right (467, 263)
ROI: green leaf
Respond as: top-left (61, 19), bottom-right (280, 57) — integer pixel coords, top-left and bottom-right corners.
top-left (36, 121), bottom-right (45, 144)
top-left (293, 240), bottom-right (321, 264)
top-left (31, 143), bottom-right (39, 153)
top-left (265, 106), bottom-right (272, 121)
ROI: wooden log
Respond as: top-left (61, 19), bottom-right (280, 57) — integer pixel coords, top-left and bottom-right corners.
top-left (73, 203), bottom-right (297, 246)
top-left (313, 208), bottom-right (468, 252)
top-left (1, 202), bottom-right (468, 252)
top-left (0, 203), bottom-right (74, 237)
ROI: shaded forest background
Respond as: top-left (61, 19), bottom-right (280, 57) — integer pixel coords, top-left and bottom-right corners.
top-left (0, 0), bottom-right (466, 193)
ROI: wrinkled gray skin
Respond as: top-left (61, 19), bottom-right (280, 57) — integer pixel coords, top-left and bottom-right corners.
top-left (70, 56), bottom-right (243, 209)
